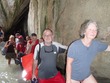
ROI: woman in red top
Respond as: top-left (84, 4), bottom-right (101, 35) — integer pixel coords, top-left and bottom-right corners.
top-left (25, 33), bottom-right (39, 54)
top-left (16, 35), bottom-right (26, 53)
top-left (22, 33), bottom-right (39, 80)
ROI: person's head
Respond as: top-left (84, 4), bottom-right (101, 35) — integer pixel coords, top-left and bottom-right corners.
top-left (26, 36), bottom-right (30, 41)
top-left (79, 20), bottom-right (99, 40)
top-left (30, 33), bottom-right (37, 41)
top-left (42, 28), bottom-right (54, 45)
top-left (15, 33), bottom-right (20, 38)
top-left (9, 35), bottom-right (15, 41)
top-left (39, 37), bottom-right (44, 43)
top-left (18, 35), bottom-right (24, 42)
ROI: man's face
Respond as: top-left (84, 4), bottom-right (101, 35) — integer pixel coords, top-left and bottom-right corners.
top-left (31, 36), bottom-right (37, 41)
top-left (43, 30), bottom-right (53, 44)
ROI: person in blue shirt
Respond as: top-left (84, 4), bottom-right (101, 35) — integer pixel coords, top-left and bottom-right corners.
top-left (66, 20), bottom-right (110, 83)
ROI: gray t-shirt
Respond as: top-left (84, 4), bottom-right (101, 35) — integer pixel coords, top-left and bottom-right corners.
top-left (34, 42), bottom-right (67, 79)
top-left (67, 39), bottom-right (108, 81)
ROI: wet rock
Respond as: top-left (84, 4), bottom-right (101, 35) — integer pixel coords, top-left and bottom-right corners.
top-left (0, 0), bottom-right (29, 31)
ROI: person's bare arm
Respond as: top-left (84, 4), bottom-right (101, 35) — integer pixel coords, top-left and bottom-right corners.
top-left (32, 44), bottom-right (39, 79)
top-left (4, 41), bottom-right (10, 48)
top-left (53, 42), bottom-right (68, 50)
top-left (25, 42), bottom-right (32, 54)
top-left (32, 59), bottom-right (38, 79)
top-left (66, 57), bottom-right (74, 83)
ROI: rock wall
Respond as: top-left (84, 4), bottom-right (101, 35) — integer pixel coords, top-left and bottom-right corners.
top-left (28, 0), bottom-right (67, 39)
top-left (0, 0), bottom-right (15, 30)
top-left (28, 0), bottom-right (110, 78)
top-left (0, 0), bottom-right (110, 79)
top-left (0, 0), bottom-right (29, 31)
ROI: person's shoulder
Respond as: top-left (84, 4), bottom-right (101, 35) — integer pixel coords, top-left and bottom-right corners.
top-left (52, 41), bottom-right (59, 44)
top-left (39, 42), bottom-right (44, 46)
top-left (92, 39), bottom-right (102, 44)
top-left (52, 41), bottom-right (62, 46)
top-left (93, 39), bottom-right (107, 46)
top-left (70, 39), bottom-right (81, 46)
top-left (36, 42), bottom-right (44, 48)
top-left (74, 39), bottom-right (81, 43)
top-left (36, 39), bottom-right (39, 42)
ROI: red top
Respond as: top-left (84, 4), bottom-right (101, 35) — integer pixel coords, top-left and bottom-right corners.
top-left (29, 39), bottom-right (39, 53)
top-left (16, 42), bottom-right (26, 53)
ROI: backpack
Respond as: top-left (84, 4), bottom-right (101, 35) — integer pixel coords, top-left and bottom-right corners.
top-left (37, 44), bottom-right (41, 65)
top-left (1, 47), bottom-right (7, 55)
top-left (1, 41), bottom-right (9, 56)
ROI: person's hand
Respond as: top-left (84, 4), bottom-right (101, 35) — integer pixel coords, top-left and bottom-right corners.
top-left (32, 74), bottom-right (38, 83)
top-left (32, 74), bottom-right (37, 81)
top-left (31, 41), bottom-right (35, 46)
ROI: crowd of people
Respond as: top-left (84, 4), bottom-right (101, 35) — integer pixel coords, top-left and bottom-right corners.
top-left (0, 19), bottom-right (110, 83)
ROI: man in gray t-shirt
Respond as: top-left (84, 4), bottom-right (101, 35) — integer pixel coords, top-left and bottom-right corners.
top-left (34, 42), bottom-right (67, 79)
top-left (32, 28), bottom-right (67, 83)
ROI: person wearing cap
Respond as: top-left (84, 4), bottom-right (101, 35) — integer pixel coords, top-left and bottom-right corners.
top-left (16, 35), bottom-right (26, 53)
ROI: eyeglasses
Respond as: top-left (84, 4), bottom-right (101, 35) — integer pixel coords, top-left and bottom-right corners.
top-left (44, 46), bottom-right (54, 53)
top-left (44, 34), bottom-right (52, 37)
